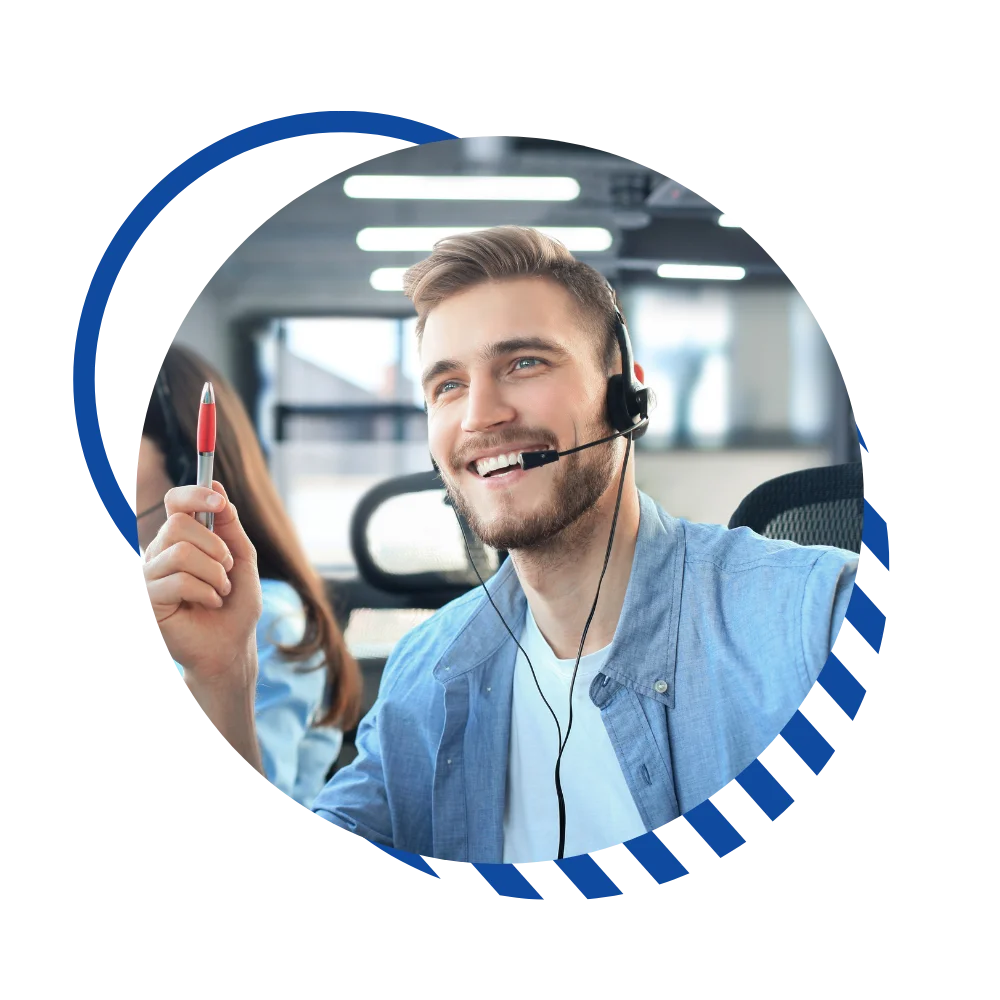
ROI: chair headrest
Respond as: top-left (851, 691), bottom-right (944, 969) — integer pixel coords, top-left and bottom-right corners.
top-left (349, 471), bottom-right (501, 597)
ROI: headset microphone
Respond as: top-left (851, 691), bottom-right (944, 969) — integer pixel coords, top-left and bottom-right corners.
top-left (516, 416), bottom-right (649, 470)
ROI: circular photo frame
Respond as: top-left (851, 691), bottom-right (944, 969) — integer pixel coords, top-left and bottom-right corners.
top-left (80, 111), bottom-right (893, 901)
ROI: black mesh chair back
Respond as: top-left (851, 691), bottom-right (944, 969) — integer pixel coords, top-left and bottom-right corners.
top-left (728, 463), bottom-right (864, 552)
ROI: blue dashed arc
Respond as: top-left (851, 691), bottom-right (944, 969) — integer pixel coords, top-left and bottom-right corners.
top-left (72, 113), bottom-right (890, 898)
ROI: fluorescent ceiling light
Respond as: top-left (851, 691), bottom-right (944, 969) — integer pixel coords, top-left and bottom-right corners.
top-left (370, 268), bottom-right (408, 291)
top-left (717, 215), bottom-right (741, 228)
top-left (357, 227), bottom-right (613, 252)
top-left (657, 263), bottom-right (746, 281)
top-left (344, 175), bottom-right (580, 201)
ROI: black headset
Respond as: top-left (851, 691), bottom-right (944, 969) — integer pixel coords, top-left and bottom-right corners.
top-left (444, 282), bottom-right (651, 859)
top-left (606, 290), bottom-right (651, 435)
top-left (137, 368), bottom-right (195, 521)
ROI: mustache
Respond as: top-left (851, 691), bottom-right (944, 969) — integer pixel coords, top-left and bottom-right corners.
top-left (450, 427), bottom-right (559, 469)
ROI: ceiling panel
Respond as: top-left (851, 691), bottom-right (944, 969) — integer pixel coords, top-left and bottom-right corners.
top-left (206, 137), bottom-right (787, 318)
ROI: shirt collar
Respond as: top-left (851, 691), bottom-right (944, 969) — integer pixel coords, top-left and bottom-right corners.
top-left (433, 491), bottom-right (685, 707)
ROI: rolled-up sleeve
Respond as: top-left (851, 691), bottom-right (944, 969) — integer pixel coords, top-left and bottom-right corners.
top-left (312, 706), bottom-right (394, 847)
top-left (800, 548), bottom-right (859, 686)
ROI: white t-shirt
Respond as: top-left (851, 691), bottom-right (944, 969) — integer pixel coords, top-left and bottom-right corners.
top-left (502, 606), bottom-right (647, 863)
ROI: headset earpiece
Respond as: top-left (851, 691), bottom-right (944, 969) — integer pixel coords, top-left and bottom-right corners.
top-left (605, 285), bottom-right (650, 435)
top-left (605, 374), bottom-right (631, 434)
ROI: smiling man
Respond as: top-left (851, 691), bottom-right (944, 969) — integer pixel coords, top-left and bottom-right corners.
top-left (147, 226), bottom-right (857, 864)
top-left (319, 226), bottom-right (857, 862)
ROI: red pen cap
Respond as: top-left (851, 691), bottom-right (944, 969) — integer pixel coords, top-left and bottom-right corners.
top-left (197, 382), bottom-right (216, 453)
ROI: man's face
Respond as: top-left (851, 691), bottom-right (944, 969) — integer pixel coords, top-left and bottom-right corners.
top-left (421, 276), bottom-right (619, 552)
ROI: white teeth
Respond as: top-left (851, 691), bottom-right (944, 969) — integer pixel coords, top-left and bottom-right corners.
top-left (474, 451), bottom-right (528, 476)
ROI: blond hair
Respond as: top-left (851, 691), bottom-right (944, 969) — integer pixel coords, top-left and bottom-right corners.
top-left (402, 226), bottom-right (620, 371)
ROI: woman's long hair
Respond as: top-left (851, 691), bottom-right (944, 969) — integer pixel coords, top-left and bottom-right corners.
top-left (143, 344), bottom-right (362, 730)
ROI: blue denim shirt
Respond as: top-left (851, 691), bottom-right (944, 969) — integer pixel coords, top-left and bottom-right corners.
top-left (313, 492), bottom-right (857, 862)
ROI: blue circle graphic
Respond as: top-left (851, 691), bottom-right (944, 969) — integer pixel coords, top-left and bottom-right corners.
top-left (73, 111), bottom-right (456, 552)
top-left (74, 117), bottom-right (888, 898)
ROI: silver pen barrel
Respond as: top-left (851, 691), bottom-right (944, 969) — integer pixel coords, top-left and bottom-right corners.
top-left (195, 452), bottom-right (215, 531)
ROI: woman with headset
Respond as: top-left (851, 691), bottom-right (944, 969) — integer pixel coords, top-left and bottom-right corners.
top-left (136, 345), bottom-right (362, 806)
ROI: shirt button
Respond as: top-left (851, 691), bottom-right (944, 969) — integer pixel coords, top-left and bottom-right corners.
top-left (654, 679), bottom-right (669, 694)
top-left (446, 759), bottom-right (452, 765)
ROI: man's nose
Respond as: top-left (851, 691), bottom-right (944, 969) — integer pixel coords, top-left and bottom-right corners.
top-left (461, 377), bottom-right (516, 434)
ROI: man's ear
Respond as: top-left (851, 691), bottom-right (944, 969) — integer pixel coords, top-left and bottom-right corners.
top-left (634, 361), bottom-right (645, 384)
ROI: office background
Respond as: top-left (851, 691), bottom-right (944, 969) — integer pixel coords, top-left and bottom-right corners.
top-left (167, 136), bottom-right (860, 657)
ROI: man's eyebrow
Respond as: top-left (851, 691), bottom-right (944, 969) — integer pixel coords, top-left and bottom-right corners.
top-left (420, 337), bottom-right (570, 391)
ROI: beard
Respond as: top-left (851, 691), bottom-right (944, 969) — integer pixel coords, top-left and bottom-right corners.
top-left (441, 420), bottom-right (619, 552)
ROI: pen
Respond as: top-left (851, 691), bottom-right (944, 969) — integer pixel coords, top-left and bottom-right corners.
top-left (195, 382), bottom-right (216, 531)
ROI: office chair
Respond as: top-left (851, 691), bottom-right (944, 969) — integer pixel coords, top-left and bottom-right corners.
top-left (348, 470), bottom-right (499, 599)
top-left (728, 463), bottom-right (864, 552)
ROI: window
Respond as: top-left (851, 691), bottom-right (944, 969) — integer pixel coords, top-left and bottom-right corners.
top-left (788, 292), bottom-right (834, 441)
top-left (624, 283), bottom-right (842, 450)
top-left (258, 317), bottom-right (435, 573)
top-left (625, 284), bottom-right (731, 447)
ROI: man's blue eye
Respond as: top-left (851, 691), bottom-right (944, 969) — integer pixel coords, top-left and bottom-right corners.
top-left (433, 360), bottom-right (543, 400)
